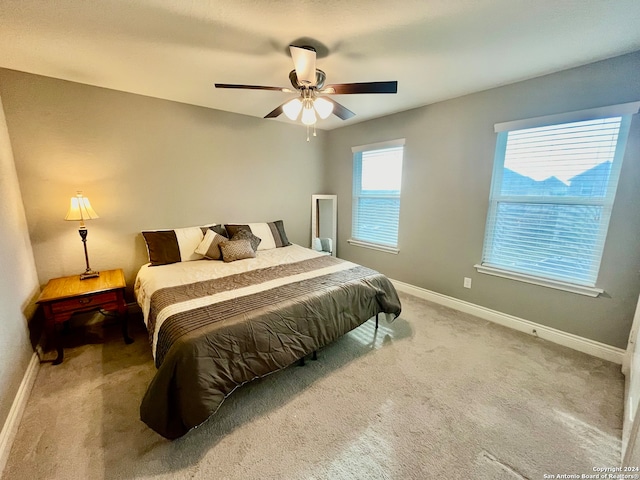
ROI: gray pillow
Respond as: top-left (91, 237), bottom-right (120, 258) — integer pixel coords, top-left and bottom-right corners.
top-left (200, 224), bottom-right (229, 238)
top-left (231, 229), bottom-right (261, 252)
top-left (224, 221), bottom-right (291, 250)
top-left (219, 239), bottom-right (256, 263)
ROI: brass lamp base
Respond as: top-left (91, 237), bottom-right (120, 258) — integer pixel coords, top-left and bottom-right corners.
top-left (80, 270), bottom-right (100, 280)
top-left (78, 228), bottom-right (99, 280)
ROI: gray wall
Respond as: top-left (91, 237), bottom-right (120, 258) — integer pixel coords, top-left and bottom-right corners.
top-left (0, 69), bottom-right (325, 294)
top-left (0, 94), bottom-right (39, 432)
top-left (325, 51), bottom-right (640, 349)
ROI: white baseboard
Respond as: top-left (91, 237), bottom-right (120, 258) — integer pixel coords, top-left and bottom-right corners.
top-left (0, 352), bottom-right (40, 478)
top-left (391, 279), bottom-right (625, 365)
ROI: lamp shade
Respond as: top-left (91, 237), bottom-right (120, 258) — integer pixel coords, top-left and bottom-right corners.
top-left (64, 192), bottom-right (99, 222)
top-left (313, 97), bottom-right (334, 119)
top-left (301, 104), bottom-right (317, 126)
top-left (283, 98), bottom-right (303, 120)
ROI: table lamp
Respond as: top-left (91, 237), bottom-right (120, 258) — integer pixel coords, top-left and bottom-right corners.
top-left (64, 191), bottom-right (100, 280)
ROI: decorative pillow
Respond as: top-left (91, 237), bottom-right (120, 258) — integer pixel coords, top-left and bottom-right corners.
top-left (231, 229), bottom-right (261, 252)
top-left (194, 229), bottom-right (227, 260)
top-left (200, 224), bottom-right (228, 238)
top-left (142, 226), bottom-right (205, 266)
top-left (219, 239), bottom-right (256, 263)
top-left (224, 224), bottom-right (251, 238)
top-left (224, 220), bottom-right (291, 250)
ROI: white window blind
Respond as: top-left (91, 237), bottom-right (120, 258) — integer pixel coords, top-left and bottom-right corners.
top-left (350, 141), bottom-right (404, 250)
top-left (481, 107), bottom-right (636, 289)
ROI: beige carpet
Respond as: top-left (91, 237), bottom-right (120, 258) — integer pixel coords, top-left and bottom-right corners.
top-left (3, 292), bottom-right (623, 479)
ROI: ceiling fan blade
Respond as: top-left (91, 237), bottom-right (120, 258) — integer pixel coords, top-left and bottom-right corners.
top-left (289, 46), bottom-right (317, 86)
top-left (322, 81), bottom-right (398, 95)
top-left (264, 103), bottom-right (285, 119)
top-left (324, 97), bottom-right (356, 120)
top-left (215, 83), bottom-right (289, 92)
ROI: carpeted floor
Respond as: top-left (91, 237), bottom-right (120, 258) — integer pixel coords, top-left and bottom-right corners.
top-left (3, 292), bottom-right (623, 479)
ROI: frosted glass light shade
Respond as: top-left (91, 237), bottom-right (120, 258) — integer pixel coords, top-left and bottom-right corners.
top-left (313, 97), bottom-right (333, 119)
top-left (65, 192), bottom-right (99, 222)
top-left (301, 105), bottom-right (317, 126)
top-left (283, 98), bottom-right (303, 120)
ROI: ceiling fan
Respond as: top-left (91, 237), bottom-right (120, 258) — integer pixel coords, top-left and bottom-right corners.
top-left (215, 45), bottom-right (398, 129)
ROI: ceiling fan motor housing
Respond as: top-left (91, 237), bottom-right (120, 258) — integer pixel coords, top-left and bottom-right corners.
top-left (289, 69), bottom-right (326, 90)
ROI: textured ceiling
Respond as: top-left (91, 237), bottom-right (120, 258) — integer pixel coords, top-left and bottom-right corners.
top-left (1, 0), bottom-right (640, 130)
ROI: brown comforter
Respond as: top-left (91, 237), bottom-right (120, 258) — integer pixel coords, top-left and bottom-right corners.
top-left (139, 254), bottom-right (401, 439)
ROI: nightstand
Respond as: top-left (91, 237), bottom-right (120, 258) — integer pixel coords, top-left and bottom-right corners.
top-left (37, 268), bottom-right (134, 364)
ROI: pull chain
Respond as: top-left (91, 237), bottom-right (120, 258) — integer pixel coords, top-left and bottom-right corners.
top-left (306, 125), bottom-right (310, 142)
top-left (313, 125), bottom-right (317, 137)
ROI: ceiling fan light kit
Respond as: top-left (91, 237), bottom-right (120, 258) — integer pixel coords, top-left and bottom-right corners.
top-left (215, 44), bottom-right (398, 139)
top-left (282, 90), bottom-right (333, 123)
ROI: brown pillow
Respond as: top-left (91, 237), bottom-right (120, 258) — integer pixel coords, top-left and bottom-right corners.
top-left (231, 229), bottom-right (261, 251)
top-left (224, 224), bottom-right (251, 238)
top-left (142, 231), bottom-right (181, 266)
top-left (142, 226), bottom-right (205, 266)
top-left (219, 239), bottom-right (256, 263)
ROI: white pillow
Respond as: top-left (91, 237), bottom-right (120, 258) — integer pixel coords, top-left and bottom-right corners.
top-left (195, 229), bottom-right (227, 260)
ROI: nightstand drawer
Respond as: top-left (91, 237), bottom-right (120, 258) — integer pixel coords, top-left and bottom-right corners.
top-left (50, 291), bottom-right (120, 315)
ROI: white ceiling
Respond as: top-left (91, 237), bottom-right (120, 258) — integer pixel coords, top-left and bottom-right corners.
top-left (1, 0), bottom-right (640, 130)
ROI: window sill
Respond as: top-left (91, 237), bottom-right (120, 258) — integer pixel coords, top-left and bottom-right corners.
top-left (347, 239), bottom-right (399, 254)
top-left (474, 264), bottom-right (604, 297)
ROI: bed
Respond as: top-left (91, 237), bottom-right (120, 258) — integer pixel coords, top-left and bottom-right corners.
top-left (135, 234), bottom-right (401, 440)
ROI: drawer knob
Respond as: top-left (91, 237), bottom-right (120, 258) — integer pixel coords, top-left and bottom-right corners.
top-left (78, 298), bottom-right (93, 305)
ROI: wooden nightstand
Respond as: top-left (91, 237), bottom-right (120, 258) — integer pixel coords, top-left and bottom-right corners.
top-left (37, 268), bottom-right (134, 365)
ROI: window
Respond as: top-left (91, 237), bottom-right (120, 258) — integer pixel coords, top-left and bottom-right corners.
top-left (477, 102), bottom-right (639, 296)
top-left (349, 139), bottom-right (405, 253)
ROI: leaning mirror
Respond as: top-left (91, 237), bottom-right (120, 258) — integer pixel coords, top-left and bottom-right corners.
top-left (311, 194), bottom-right (337, 257)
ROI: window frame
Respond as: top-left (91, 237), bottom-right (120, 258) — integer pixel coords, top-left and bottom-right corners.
top-left (475, 102), bottom-right (640, 296)
top-left (348, 138), bottom-right (405, 254)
